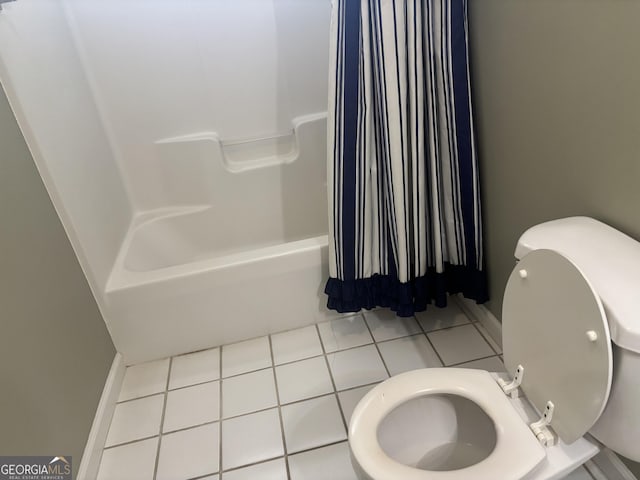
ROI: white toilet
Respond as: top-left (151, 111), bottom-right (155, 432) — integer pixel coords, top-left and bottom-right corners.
top-left (349, 217), bottom-right (640, 480)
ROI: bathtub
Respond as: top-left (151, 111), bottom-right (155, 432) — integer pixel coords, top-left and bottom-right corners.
top-left (105, 114), bottom-right (331, 365)
top-left (106, 214), bottom-right (330, 364)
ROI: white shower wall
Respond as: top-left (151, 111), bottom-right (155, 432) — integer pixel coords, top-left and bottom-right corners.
top-left (0, 0), bottom-right (133, 294)
top-left (65, 0), bottom-right (331, 211)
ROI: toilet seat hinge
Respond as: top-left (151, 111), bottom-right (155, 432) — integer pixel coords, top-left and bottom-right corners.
top-left (530, 401), bottom-right (557, 447)
top-left (497, 364), bottom-right (524, 398)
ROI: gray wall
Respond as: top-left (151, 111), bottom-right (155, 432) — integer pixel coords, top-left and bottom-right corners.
top-left (468, 0), bottom-right (640, 475)
top-left (0, 84), bottom-right (115, 477)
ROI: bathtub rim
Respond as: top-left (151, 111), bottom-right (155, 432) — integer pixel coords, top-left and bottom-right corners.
top-left (106, 221), bottom-right (329, 293)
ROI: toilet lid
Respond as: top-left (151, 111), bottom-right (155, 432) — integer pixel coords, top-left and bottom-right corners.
top-left (503, 249), bottom-right (613, 444)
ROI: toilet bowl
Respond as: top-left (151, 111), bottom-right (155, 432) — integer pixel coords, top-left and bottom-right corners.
top-left (349, 217), bottom-right (640, 480)
top-left (350, 369), bottom-right (546, 480)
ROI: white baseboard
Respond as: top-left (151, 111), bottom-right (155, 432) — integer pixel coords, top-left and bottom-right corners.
top-left (77, 353), bottom-right (125, 480)
top-left (453, 294), bottom-right (503, 349)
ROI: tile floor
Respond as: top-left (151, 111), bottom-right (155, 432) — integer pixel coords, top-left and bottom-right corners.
top-left (97, 302), bottom-right (595, 480)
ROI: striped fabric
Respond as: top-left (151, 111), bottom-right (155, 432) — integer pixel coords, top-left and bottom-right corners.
top-left (325, 0), bottom-right (488, 316)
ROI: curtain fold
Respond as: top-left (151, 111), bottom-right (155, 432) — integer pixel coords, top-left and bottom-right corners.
top-left (325, 0), bottom-right (488, 317)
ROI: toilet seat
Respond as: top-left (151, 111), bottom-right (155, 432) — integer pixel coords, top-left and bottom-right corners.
top-left (350, 368), bottom-right (546, 480)
top-left (502, 249), bottom-right (612, 443)
top-left (350, 249), bottom-right (614, 480)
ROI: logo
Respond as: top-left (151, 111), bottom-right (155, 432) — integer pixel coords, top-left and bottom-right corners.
top-left (0, 456), bottom-right (72, 480)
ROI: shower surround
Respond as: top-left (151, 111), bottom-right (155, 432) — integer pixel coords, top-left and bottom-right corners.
top-left (0, 0), bottom-right (332, 363)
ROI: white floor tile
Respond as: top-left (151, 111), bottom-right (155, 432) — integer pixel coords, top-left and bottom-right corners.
top-left (427, 324), bottom-right (495, 365)
top-left (221, 408), bottom-right (283, 470)
top-left (288, 441), bottom-right (358, 480)
top-left (377, 335), bottom-right (442, 376)
top-left (105, 395), bottom-right (163, 447)
top-left (338, 384), bottom-right (376, 425)
top-left (363, 310), bottom-right (422, 341)
top-left (474, 322), bottom-right (503, 354)
top-left (457, 356), bottom-right (506, 373)
top-left (222, 368), bottom-right (277, 418)
top-left (222, 336), bottom-right (272, 378)
top-left (281, 394), bottom-right (346, 454)
top-left (415, 303), bottom-right (470, 332)
top-left (327, 345), bottom-right (388, 391)
top-left (169, 347), bottom-right (220, 390)
top-left (118, 358), bottom-right (169, 402)
top-left (271, 325), bottom-right (323, 365)
top-left (222, 458), bottom-right (287, 480)
top-left (275, 356), bottom-right (334, 404)
top-left (156, 423), bottom-right (220, 480)
top-left (97, 438), bottom-right (158, 480)
top-left (163, 381), bottom-right (220, 433)
top-left (318, 315), bottom-right (373, 353)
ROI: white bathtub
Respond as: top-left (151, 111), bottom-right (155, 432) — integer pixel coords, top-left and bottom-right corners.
top-left (106, 215), bottom-right (330, 364)
top-left (104, 114), bottom-right (331, 364)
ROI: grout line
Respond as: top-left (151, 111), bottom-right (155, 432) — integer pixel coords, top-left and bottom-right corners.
top-left (153, 419), bottom-right (220, 440)
top-left (215, 438), bottom-right (350, 477)
top-left (447, 354), bottom-right (503, 368)
top-left (267, 334), bottom-right (291, 480)
top-left (171, 344), bottom-right (221, 359)
top-left (221, 363), bottom-right (273, 380)
top-left (103, 434), bottom-right (160, 451)
top-left (117, 390), bottom-right (169, 405)
top-left (375, 331), bottom-right (429, 346)
top-left (286, 438), bottom-right (350, 459)
top-left (166, 377), bottom-right (221, 394)
top-left (361, 315), bottom-right (392, 379)
top-left (415, 314), bottom-right (448, 367)
top-left (217, 455), bottom-right (286, 476)
top-left (334, 380), bottom-right (384, 395)
top-left (108, 391), bottom-right (165, 411)
top-left (316, 324), bottom-right (350, 436)
top-left (471, 321), bottom-right (501, 355)
top-left (152, 356), bottom-right (173, 480)
top-left (223, 453), bottom-right (284, 474)
top-left (272, 352), bottom-right (326, 369)
top-left (425, 332), bottom-right (447, 367)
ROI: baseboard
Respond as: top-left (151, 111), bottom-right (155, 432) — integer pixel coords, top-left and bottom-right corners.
top-left (586, 449), bottom-right (639, 480)
top-left (453, 294), bottom-right (503, 349)
top-left (77, 353), bottom-right (125, 480)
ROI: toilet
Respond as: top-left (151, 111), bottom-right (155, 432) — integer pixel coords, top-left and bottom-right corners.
top-left (349, 217), bottom-right (640, 480)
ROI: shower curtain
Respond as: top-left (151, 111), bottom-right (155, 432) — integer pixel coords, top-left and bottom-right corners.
top-left (325, 0), bottom-right (488, 316)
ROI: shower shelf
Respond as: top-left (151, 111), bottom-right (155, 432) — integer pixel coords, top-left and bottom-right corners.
top-left (222, 131), bottom-right (297, 172)
top-left (155, 112), bottom-right (326, 173)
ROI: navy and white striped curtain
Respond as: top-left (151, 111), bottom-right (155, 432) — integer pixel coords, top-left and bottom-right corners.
top-left (325, 0), bottom-right (488, 316)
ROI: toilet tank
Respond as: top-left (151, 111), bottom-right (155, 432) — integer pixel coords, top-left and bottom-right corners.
top-left (515, 216), bottom-right (640, 460)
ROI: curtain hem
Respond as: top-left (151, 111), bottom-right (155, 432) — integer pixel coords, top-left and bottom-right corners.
top-left (324, 265), bottom-right (489, 317)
